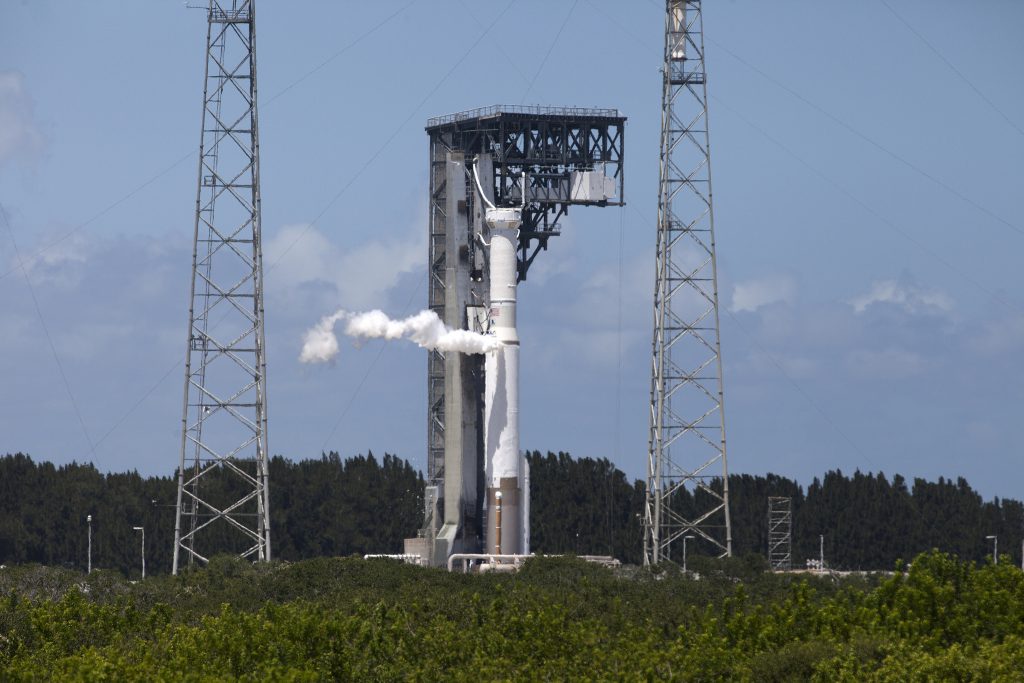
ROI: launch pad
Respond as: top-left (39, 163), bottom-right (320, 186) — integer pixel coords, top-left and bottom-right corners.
top-left (406, 105), bottom-right (626, 567)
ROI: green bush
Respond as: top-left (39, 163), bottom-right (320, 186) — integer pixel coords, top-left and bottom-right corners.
top-left (1, 551), bottom-right (1022, 679)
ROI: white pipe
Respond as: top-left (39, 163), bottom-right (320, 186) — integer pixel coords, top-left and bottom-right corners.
top-left (472, 163), bottom-right (496, 210)
top-left (447, 553), bottom-right (534, 573)
top-left (445, 553), bottom-right (620, 573)
top-left (521, 454), bottom-right (530, 555)
top-left (363, 554), bottom-right (423, 565)
top-left (495, 491), bottom-right (503, 554)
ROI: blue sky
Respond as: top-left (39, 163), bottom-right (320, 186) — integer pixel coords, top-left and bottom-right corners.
top-left (1, 1), bottom-right (1022, 498)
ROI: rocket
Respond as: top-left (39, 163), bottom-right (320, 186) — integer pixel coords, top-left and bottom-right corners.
top-left (478, 168), bottom-right (530, 556)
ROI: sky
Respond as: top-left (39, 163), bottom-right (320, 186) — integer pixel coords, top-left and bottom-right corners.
top-left (1, 0), bottom-right (1022, 500)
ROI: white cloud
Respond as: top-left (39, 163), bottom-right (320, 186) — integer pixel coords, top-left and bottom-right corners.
top-left (263, 221), bottom-right (425, 311)
top-left (850, 279), bottom-right (953, 315)
top-left (0, 71), bottom-right (44, 168)
top-left (12, 232), bottom-right (93, 287)
top-left (730, 275), bottom-right (797, 313)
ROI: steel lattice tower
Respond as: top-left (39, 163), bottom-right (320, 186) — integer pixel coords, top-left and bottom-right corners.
top-left (768, 497), bottom-right (792, 570)
top-left (644, 0), bottom-right (731, 565)
top-left (173, 0), bottom-right (270, 574)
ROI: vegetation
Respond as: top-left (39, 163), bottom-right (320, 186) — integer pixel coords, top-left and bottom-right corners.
top-left (1, 552), bottom-right (1023, 679)
top-left (2, 451), bottom-right (1021, 574)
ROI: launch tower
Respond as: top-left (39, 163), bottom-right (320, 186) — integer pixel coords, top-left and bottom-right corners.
top-left (644, 0), bottom-right (732, 565)
top-left (173, 0), bottom-right (271, 573)
top-left (410, 105), bottom-right (626, 567)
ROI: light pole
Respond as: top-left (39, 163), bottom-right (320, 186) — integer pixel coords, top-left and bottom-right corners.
top-left (819, 534), bottom-right (825, 573)
top-left (683, 535), bottom-right (695, 573)
top-left (86, 514), bottom-right (92, 574)
top-left (986, 535), bottom-right (998, 565)
top-left (132, 526), bottom-right (145, 579)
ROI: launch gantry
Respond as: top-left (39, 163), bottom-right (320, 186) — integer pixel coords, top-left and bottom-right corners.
top-left (406, 105), bottom-right (626, 567)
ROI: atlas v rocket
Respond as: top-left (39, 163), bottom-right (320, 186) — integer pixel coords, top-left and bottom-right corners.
top-left (479, 185), bottom-right (529, 556)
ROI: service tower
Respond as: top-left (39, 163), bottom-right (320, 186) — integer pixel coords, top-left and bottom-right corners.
top-left (407, 106), bottom-right (626, 567)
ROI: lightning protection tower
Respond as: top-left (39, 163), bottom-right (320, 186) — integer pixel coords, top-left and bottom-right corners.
top-left (173, 0), bottom-right (270, 574)
top-left (645, 0), bottom-right (732, 565)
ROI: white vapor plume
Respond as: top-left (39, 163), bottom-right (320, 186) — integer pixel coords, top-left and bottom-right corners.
top-left (299, 311), bottom-right (348, 364)
top-left (299, 309), bottom-right (500, 363)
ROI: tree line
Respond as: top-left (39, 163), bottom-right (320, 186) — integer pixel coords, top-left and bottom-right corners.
top-left (1, 450), bottom-right (1020, 574)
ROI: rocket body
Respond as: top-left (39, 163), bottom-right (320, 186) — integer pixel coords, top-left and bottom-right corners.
top-left (483, 214), bottom-right (527, 555)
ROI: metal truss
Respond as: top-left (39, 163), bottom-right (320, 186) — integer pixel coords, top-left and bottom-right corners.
top-left (173, 0), bottom-right (270, 574)
top-left (426, 106), bottom-right (625, 281)
top-left (768, 497), bottom-right (793, 570)
top-left (426, 134), bottom-right (449, 490)
top-left (645, 0), bottom-right (732, 565)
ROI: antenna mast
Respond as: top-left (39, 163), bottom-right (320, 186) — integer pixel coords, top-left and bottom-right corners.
top-left (645, 0), bottom-right (732, 564)
top-left (173, 0), bottom-right (270, 573)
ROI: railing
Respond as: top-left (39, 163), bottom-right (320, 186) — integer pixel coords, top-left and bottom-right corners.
top-left (209, 7), bottom-right (251, 23)
top-left (427, 104), bottom-right (622, 128)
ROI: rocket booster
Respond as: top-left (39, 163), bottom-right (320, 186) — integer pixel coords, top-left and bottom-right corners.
top-left (483, 208), bottom-right (528, 555)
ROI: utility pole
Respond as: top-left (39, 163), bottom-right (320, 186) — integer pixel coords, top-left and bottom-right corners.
top-left (86, 514), bottom-right (92, 574)
top-left (133, 526), bottom-right (145, 579)
top-left (986, 535), bottom-right (997, 565)
top-left (683, 535), bottom-right (695, 573)
top-left (173, 0), bottom-right (271, 574)
top-left (645, 0), bottom-right (732, 566)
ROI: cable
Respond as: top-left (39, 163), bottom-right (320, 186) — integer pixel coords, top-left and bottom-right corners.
top-left (626, 0), bottom-right (1023, 239)
top-left (705, 38), bottom-right (1024, 239)
top-left (92, 358), bottom-right (183, 451)
top-left (1, 203), bottom-right (97, 457)
top-left (1, 1), bottom-right (431, 454)
top-left (521, 0), bottom-right (581, 103)
top-left (628, 202), bottom-right (878, 469)
top-left (267, 0), bottom-right (517, 270)
top-left (0, 152), bottom-right (194, 281)
top-left (78, 2), bottom-right (514, 459)
top-left (457, 0), bottom-right (531, 87)
top-left (101, 1), bottom-right (516, 457)
top-left (721, 306), bottom-right (878, 469)
top-left (589, 0), bottom-right (1019, 313)
top-left (317, 0), bottom-right (539, 452)
top-left (0, 1), bottom-right (420, 282)
top-left (879, 0), bottom-right (1024, 141)
top-left (264, 0), bottom-right (420, 108)
top-left (614, 204), bottom-right (624, 461)
top-left (712, 93), bottom-right (1022, 316)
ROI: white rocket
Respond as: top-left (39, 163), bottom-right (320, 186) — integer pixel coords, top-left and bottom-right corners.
top-left (475, 164), bottom-right (530, 556)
